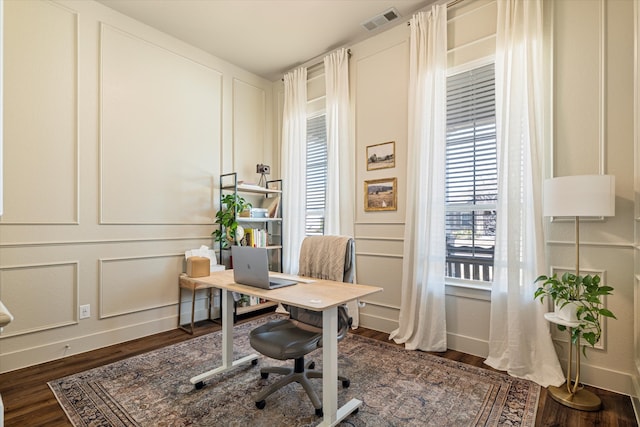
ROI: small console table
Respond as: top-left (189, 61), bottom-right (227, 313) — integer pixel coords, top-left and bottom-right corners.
top-left (544, 312), bottom-right (601, 411)
top-left (178, 277), bottom-right (220, 334)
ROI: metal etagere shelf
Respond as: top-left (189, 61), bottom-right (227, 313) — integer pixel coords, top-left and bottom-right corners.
top-left (218, 172), bottom-right (283, 318)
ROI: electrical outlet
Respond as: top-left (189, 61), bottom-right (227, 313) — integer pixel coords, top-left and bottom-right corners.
top-left (80, 304), bottom-right (90, 319)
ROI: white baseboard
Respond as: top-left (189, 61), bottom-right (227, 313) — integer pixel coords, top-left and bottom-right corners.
top-left (0, 315), bottom-right (177, 374)
top-left (447, 333), bottom-right (633, 396)
top-left (358, 312), bottom-right (397, 334)
top-left (557, 356), bottom-right (633, 396)
top-left (446, 332), bottom-right (489, 358)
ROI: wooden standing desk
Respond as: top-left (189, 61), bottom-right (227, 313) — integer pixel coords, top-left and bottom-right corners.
top-left (178, 270), bottom-right (382, 426)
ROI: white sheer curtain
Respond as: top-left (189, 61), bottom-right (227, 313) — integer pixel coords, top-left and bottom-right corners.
top-left (324, 48), bottom-right (359, 326)
top-left (324, 48), bottom-right (353, 237)
top-left (485, 0), bottom-right (564, 387)
top-left (389, 5), bottom-right (447, 351)
top-left (281, 67), bottom-right (308, 274)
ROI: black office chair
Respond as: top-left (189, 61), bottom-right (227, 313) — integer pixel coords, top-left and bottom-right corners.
top-left (249, 236), bottom-right (355, 416)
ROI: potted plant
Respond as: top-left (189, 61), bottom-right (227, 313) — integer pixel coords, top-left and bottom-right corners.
top-left (534, 272), bottom-right (616, 349)
top-left (212, 194), bottom-right (252, 248)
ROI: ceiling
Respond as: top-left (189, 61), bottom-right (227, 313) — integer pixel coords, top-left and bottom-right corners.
top-left (96, 0), bottom-right (432, 81)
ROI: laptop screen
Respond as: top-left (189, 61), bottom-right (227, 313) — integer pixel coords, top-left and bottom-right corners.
top-left (231, 246), bottom-right (296, 289)
top-left (231, 246), bottom-right (271, 288)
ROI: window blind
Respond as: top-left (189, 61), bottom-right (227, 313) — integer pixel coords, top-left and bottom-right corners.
top-left (445, 63), bottom-right (497, 281)
top-left (306, 114), bottom-right (327, 236)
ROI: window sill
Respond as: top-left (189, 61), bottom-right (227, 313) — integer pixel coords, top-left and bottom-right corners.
top-left (445, 279), bottom-right (491, 301)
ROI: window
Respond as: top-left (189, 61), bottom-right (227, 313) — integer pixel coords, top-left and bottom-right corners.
top-left (305, 114), bottom-right (327, 235)
top-left (445, 63), bottom-right (497, 282)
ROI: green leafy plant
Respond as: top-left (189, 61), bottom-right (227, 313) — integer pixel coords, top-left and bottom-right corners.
top-left (212, 194), bottom-right (252, 248)
top-left (534, 272), bottom-right (616, 352)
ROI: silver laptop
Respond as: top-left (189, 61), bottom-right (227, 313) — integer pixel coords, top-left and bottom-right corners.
top-left (231, 246), bottom-right (297, 289)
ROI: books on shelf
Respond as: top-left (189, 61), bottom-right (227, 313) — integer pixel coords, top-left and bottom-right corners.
top-left (242, 228), bottom-right (269, 248)
top-left (261, 196), bottom-right (280, 218)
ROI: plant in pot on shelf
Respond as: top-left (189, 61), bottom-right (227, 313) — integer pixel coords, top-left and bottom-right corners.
top-left (534, 272), bottom-right (616, 350)
top-left (212, 194), bottom-right (252, 249)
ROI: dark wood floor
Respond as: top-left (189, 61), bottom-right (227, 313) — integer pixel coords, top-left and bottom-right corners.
top-left (0, 314), bottom-right (637, 427)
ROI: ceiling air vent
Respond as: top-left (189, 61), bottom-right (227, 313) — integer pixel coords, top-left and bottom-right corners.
top-left (361, 7), bottom-right (400, 32)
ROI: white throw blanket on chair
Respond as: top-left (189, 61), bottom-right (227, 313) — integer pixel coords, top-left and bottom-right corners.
top-left (298, 235), bottom-right (351, 281)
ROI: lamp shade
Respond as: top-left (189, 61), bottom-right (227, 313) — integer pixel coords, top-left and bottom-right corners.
top-left (543, 175), bottom-right (615, 217)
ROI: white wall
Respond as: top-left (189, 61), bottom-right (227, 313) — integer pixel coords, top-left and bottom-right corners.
top-left (0, 0), bottom-right (273, 373)
top-left (350, 0), bottom-right (636, 396)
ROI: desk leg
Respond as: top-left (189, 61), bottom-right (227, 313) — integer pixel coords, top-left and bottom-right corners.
top-left (189, 289), bottom-right (259, 388)
top-left (319, 306), bottom-right (361, 427)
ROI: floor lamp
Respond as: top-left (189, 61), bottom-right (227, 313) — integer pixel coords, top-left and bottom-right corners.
top-left (542, 174), bottom-right (616, 411)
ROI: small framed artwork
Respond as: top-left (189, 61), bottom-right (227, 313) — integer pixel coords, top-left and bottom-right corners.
top-left (364, 178), bottom-right (397, 211)
top-left (366, 141), bottom-right (395, 171)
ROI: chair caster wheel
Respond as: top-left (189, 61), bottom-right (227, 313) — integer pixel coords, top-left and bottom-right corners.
top-left (194, 381), bottom-right (204, 390)
top-left (251, 359), bottom-right (258, 366)
top-left (261, 372), bottom-right (269, 379)
top-left (256, 400), bottom-right (266, 410)
top-left (342, 379), bottom-right (350, 388)
top-left (315, 407), bottom-right (323, 417)
top-left (308, 362), bottom-right (316, 369)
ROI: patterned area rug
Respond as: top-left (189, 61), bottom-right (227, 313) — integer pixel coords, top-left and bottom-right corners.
top-left (49, 316), bottom-right (540, 426)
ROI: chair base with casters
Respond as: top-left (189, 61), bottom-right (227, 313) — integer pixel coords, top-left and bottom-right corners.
top-left (255, 355), bottom-right (351, 417)
top-left (249, 311), bottom-right (352, 416)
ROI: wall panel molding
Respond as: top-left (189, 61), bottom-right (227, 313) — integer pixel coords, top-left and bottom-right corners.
top-left (1, 0), bottom-right (79, 224)
top-left (598, 0), bottom-right (607, 174)
top-left (356, 236), bottom-right (404, 242)
top-left (0, 261), bottom-right (79, 337)
top-left (99, 254), bottom-right (183, 318)
top-left (552, 0), bottom-right (607, 176)
top-left (99, 23), bottom-right (221, 225)
top-left (357, 251), bottom-right (403, 259)
top-left (231, 78), bottom-right (268, 180)
top-left (0, 235), bottom-right (212, 248)
top-left (546, 240), bottom-right (633, 249)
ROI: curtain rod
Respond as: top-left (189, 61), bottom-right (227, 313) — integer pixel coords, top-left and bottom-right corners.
top-left (407, 0), bottom-right (466, 25)
top-left (281, 49), bottom-right (351, 81)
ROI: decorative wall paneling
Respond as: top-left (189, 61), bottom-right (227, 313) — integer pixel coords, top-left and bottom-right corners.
top-left (231, 79), bottom-right (268, 180)
top-left (0, 0), bottom-right (273, 374)
top-left (0, 262), bottom-right (78, 337)
top-left (1, 0), bottom-right (78, 224)
top-left (552, 0), bottom-right (606, 175)
top-left (99, 24), bottom-right (222, 225)
top-left (99, 254), bottom-right (183, 318)
top-left (546, 0), bottom-right (635, 396)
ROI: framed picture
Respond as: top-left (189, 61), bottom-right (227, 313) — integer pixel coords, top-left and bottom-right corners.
top-left (364, 178), bottom-right (397, 211)
top-left (366, 141), bottom-right (395, 171)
